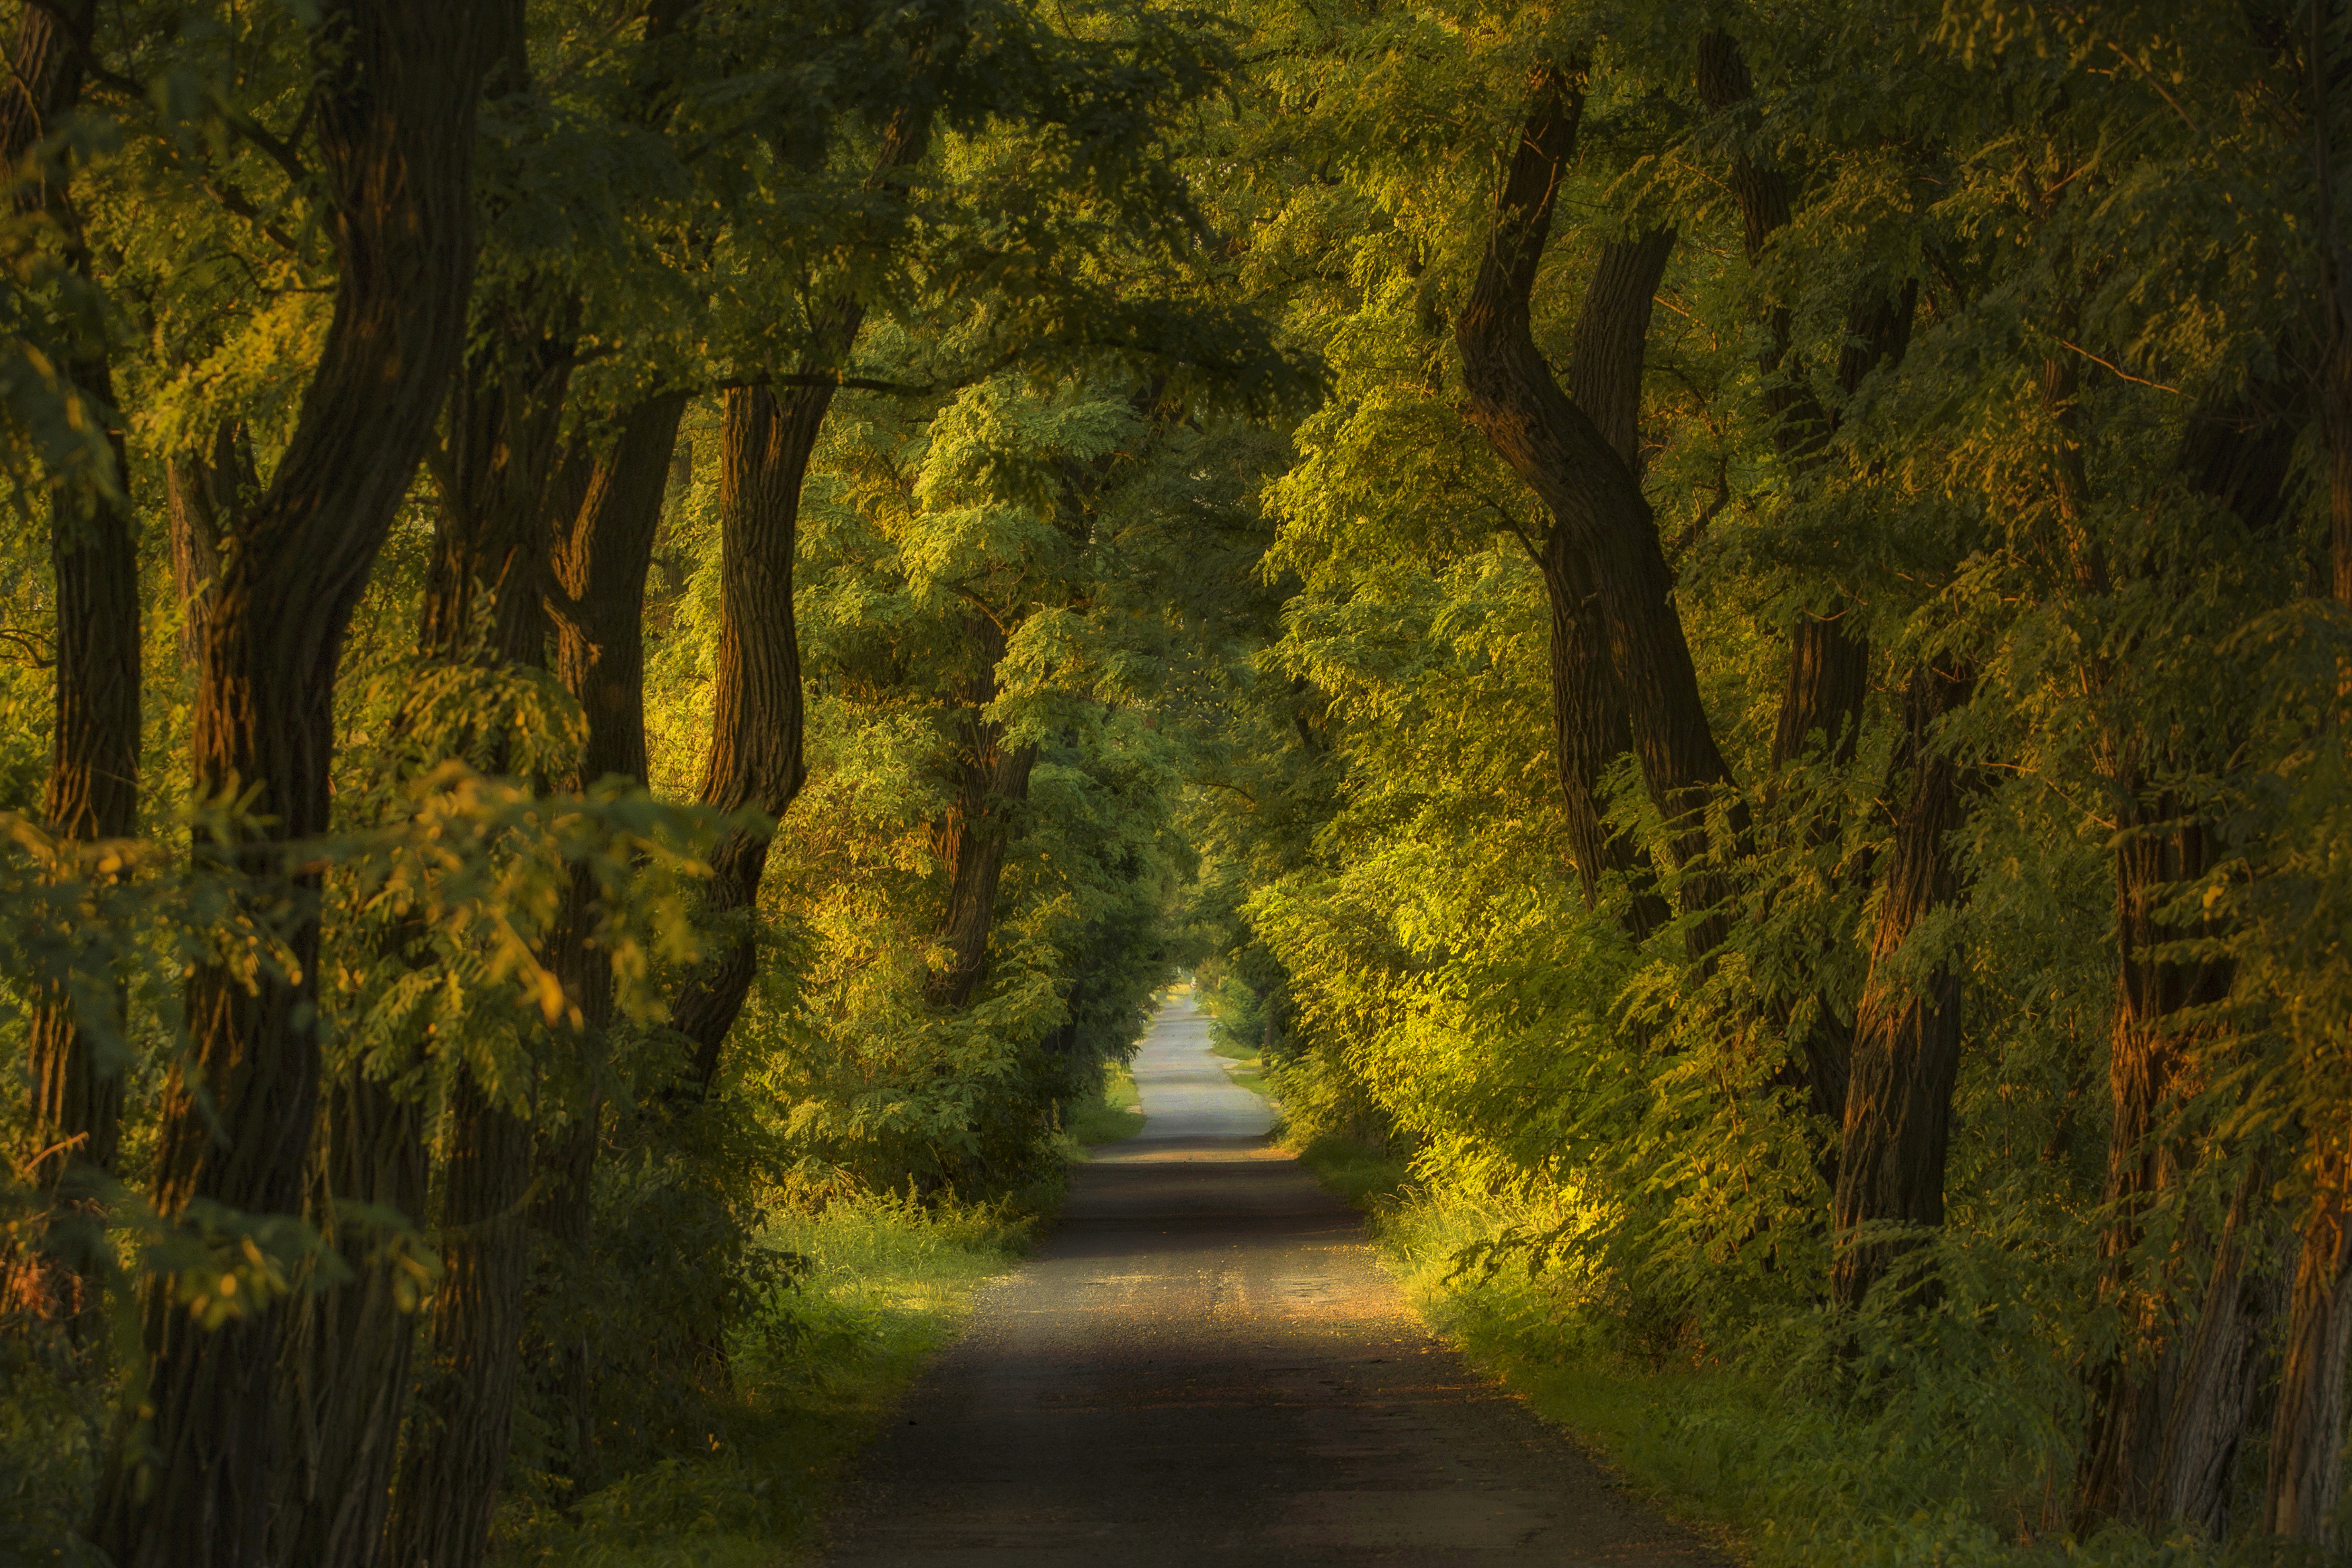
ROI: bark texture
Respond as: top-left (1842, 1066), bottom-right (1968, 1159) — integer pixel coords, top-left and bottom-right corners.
top-left (2261, 1173), bottom-right (2352, 1545)
top-left (672, 101), bottom-right (931, 1092)
top-left (532, 390), bottom-right (688, 1475)
top-left (1829, 663), bottom-right (1972, 1311)
top-left (2072, 383), bottom-right (2304, 1529)
top-left (88, 9), bottom-right (485, 1564)
top-left (7, 0), bottom-right (139, 1235)
top-left (380, 15), bottom-right (578, 1561)
top-left (1456, 65), bottom-right (1734, 941)
top-left (923, 617), bottom-right (1040, 1009)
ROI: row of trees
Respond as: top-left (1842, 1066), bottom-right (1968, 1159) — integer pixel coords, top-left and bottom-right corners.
top-left (1186, 0), bottom-right (2352, 1555)
top-left (0, 1), bottom-right (1282, 1564)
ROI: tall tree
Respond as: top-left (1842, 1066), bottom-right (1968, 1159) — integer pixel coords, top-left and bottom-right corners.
top-left (89, 8), bottom-right (487, 1563)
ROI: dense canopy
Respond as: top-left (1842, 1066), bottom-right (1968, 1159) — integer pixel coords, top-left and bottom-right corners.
top-left (1, 1), bottom-right (2350, 1564)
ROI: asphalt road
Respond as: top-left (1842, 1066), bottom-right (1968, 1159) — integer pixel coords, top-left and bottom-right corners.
top-left (819, 995), bottom-right (1724, 1566)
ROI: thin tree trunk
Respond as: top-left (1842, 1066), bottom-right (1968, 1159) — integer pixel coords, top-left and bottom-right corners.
top-left (88, 10), bottom-right (485, 1565)
top-left (7, 1), bottom-right (138, 1308)
top-left (923, 617), bottom-right (1040, 1010)
top-left (1456, 64), bottom-right (1737, 943)
top-left (1829, 662), bottom-right (1972, 1311)
top-left (381, 15), bottom-right (578, 1556)
top-left (533, 390), bottom-right (687, 1479)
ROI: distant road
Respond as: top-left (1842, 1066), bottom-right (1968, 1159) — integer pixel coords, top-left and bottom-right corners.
top-left (820, 994), bottom-right (1723, 1566)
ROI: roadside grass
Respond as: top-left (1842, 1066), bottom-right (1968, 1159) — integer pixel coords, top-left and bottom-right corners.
top-left (492, 1191), bottom-right (1032, 1567)
top-left (1065, 1064), bottom-right (1144, 1146)
top-left (1282, 1135), bottom-right (2271, 1568)
top-left (1210, 1039), bottom-right (1271, 1098)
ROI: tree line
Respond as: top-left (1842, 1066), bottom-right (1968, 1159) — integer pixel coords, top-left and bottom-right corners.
top-left (0, 2), bottom-right (1285, 1564)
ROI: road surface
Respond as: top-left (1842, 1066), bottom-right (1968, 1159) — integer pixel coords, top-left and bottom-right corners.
top-left (819, 994), bottom-right (1724, 1565)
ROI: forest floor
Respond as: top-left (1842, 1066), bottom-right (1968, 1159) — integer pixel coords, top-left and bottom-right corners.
top-left (808, 996), bottom-right (1722, 1566)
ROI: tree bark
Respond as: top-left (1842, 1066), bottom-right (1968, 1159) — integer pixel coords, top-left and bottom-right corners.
top-left (2072, 381), bottom-right (2303, 1528)
top-left (2156, 1158), bottom-right (2279, 1538)
top-left (672, 102), bottom-right (932, 1092)
top-left (8, 1), bottom-right (139, 1282)
top-left (2262, 1170), bottom-right (2352, 1546)
top-left (1829, 662), bottom-right (1972, 1311)
top-left (923, 617), bottom-right (1040, 1010)
top-left (380, 14), bottom-right (579, 1561)
top-left (88, 9), bottom-right (486, 1565)
top-left (669, 378), bottom-right (818, 1088)
top-left (532, 390), bottom-right (688, 1479)
top-left (1456, 64), bottom-right (1736, 940)
top-left (1543, 228), bottom-right (1674, 941)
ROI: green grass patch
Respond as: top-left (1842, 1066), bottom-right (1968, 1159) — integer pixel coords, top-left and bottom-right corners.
top-left (1288, 1131), bottom-right (1408, 1209)
top-left (1291, 1160), bottom-right (2281, 1568)
top-left (493, 1190), bottom-right (1030, 1567)
top-left (1211, 1041), bottom-right (1275, 1100)
top-left (1064, 1065), bottom-right (1145, 1147)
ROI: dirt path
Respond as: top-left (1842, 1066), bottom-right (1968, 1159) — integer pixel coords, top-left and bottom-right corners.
top-left (819, 996), bottom-right (1724, 1565)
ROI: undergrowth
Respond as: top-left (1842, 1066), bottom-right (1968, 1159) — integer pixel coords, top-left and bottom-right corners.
top-left (1064, 1063), bottom-right (1144, 1147)
top-left (491, 1188), bottom-right (1030, 1567)
top-left (1286, 1137), bottom-right (2327, 1568)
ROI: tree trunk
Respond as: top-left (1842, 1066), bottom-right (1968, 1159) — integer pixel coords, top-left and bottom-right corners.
top-left (2072, 382), bottom-right (2302, 1529)
top-left (2262, 1171), bottom-right (2352, 1546)
top-left (669, 380), bottom-right (821, 1088)
top-left (1544, 228), bottom-right (1673, 942)
top-left (87, 9), bottom-right (485, 1565)
top-left (532, 390), bottom-right (687, 1479)
top-left (2155, 1158), bottom-right (2280, 1538)
top-left (268, 1076), bottom-right (428, 1568)
top-left (1829, 662), bottom-right (1972, 1311)
top-left (1455, 64), bottom-right (1736, 934)
top-left (923, 617), bottom-right (1040, 1010)
top-left (380, 15), bottom-right (579, 1556)
top-left (7, 2), bottom-right (139, 1307)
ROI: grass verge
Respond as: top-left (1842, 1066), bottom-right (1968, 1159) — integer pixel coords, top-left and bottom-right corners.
top-left (1065, 1065), bottom-right (1144, 1146)
top-left (1210, 1039), bottom-right (1270, 1098)
top-left (1282, 1136), bottom-right (2277, 1568)
top-left (493, 1190), bottom-right (1030, 1567)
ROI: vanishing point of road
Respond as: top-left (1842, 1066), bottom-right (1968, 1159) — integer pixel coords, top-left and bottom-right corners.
top-left (821, 994), bottom-right (1724, 1565)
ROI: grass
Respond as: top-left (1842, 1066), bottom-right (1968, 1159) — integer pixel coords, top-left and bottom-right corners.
top-left (1064, 1064), bottom-right (1144, 1146)
top-left (1210, 1039), bottom-right (1271, 1098)
top-left (493, 1190), bottom-right (1032, 1567)
top-left (1282, 1135), bottom-right (2287, 1568)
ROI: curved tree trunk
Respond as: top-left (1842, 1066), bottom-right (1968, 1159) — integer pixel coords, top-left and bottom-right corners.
top-left (532, 390), bottom-right (688, 1480)
top-left (1829, 662), bottom-right (1972, 1311)
top-left (87, 10), bottom-right (486, 1566)
top-left (1455, 62), bottom-right (1737, 949)
top-left (923, 617), bottom-right (1040, 1010)
top-left (673, 102), bottom-right (932, 1093)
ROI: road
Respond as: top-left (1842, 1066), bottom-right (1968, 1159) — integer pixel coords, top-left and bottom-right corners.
top-left (819, 994), bottom-right (1724, 1565)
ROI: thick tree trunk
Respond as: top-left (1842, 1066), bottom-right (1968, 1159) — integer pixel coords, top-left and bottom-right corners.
top-left (2072, 383), bottom-right (2302, 1530)
top-left (670, 380), bottom-right (821, 1088)
top-left (1456, 66), bottom-right (1736, 937)
top-left (1829, 663), bottom-right (1972, 1311)
top-left (1544, 229), bottom-right (1673, 941)
top-left (268, 1076), bottom-right (428, 1568)
top-left (2155, 1159), bottom-right (2279, 1538)
top-left (923, 618), bottom-right (1040, 1010)
top-left (2262, 1174), bottom-right (2352, 1545)
top-left (88, 10), bottom-right (485, 1566)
